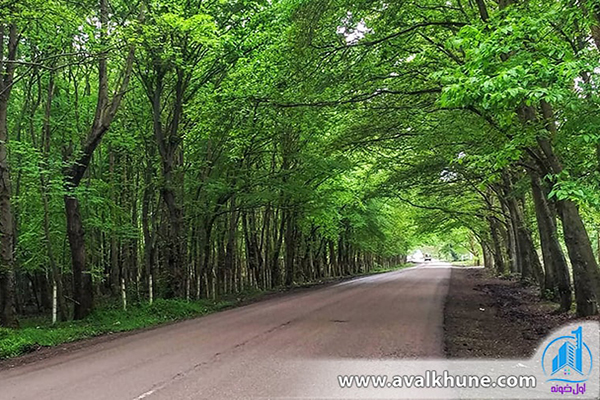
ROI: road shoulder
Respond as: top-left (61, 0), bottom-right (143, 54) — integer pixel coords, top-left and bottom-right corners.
top-left (444, 267), bottom-right (599, 359)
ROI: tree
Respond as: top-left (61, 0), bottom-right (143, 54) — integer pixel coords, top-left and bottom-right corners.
top-left (0, 17), bottom-right (19, 328)
top-left (63, 0), bottom-right (135, 319)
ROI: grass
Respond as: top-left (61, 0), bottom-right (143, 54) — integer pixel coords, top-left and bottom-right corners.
top-left (0, 298), bottom-right (235, 360)
top-left (0, 264), bottom-right (412, 360)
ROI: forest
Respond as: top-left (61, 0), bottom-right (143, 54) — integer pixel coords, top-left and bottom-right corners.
top-left (1, 0), bottom-right (600, 336)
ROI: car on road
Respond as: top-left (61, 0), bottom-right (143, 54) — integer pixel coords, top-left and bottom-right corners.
top-left (424, 254), bottom-right (431, 261)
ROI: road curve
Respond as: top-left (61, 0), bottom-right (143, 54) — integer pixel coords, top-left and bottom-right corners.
top-left (0, 262), bottom-right (451, 400)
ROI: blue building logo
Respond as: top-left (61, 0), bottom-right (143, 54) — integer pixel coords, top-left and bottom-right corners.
top-left (542, 327), bottom-right (593, 383)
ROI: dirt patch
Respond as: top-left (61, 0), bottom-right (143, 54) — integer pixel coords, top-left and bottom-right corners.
top-left (444, 267), bottom-right (599, 359)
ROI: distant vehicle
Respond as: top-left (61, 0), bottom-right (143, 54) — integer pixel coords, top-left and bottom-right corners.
top-left (424, 254), bottom-right (432, 261)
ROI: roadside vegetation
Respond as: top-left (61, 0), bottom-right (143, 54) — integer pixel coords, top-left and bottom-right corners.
top-left (0, 299), bottom-right (234, 359)
top-left (1, 263), bottom-right (411, 359)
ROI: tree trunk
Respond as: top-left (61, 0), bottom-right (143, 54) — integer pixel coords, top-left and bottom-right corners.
top-left (108, 148), bottom-right (118, 294)
top-left (65, 195), bottom-right (93, 319)
top-left (482, 242), bottom-right (493, 270)
top-left (200, 219), bottom-right (215, 298)
top-left (514, 198), bottom-right (545, 287)
top-left (497, 196), bottom-right (519, 274)
top-left (530, 173), bottom-right (572, 311)
top-left (147, 63), bottom-right (187, 299)
top-left (38, 74), bottom-right (67, 321)
top-left (557, 200), bottom-right (600, 316)
top-left (535, 101), bottom-right (599, 315)
top-left (225, 198), bottom-right (238, 293)
top-left (61, 0), bottom-right (135, 319)
top-left (284, 210), bottom-right (296, 286)
top-left (501, 195), bottom-right (522, 275)
top-left (502, 174), bottom-right (545, 287)
top-left (488, 216), bottom-right (506, 274)
top-left (0, 23), bottom-right (19, 328)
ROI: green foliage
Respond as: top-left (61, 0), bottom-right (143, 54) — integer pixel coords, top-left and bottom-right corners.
top-left (7, 0), bottom-right (600, 334)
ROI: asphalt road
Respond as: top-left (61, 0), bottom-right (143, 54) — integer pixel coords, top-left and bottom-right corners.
top-left (0, 261), bottom-right (452, 400)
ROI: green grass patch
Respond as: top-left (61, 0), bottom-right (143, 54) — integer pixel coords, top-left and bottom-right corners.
top-left (0, 298), bottom-right (234, 360)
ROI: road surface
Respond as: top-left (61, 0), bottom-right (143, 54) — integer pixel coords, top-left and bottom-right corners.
top-left (0, 262), bottom-right (451, 400)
